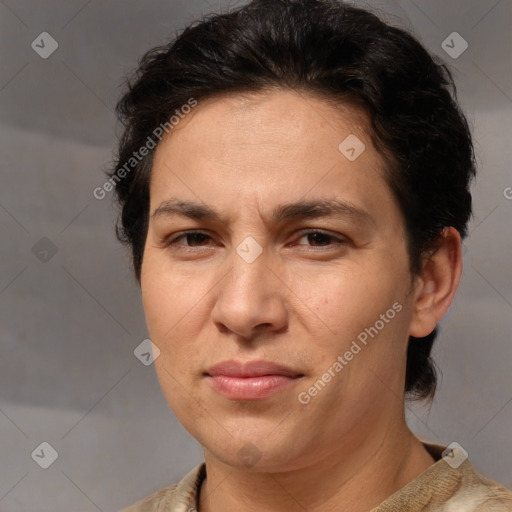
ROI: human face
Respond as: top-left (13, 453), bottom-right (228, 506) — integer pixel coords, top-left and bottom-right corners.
top-left (141, 89), bottom-right (417, 472)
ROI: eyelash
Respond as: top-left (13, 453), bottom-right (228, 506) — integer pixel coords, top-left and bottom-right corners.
top-left (164, 229), bottom-right (347, 251)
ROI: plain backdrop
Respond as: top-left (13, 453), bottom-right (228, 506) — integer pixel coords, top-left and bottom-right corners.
top-left (0, 0), bottom-right (511, 510)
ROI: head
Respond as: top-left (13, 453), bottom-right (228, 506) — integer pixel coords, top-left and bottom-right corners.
top-left (110, 0), bottom-right (475, 470)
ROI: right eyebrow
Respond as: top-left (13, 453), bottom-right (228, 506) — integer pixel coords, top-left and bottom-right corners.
top-left (152, 199), bottom-right (222, 221)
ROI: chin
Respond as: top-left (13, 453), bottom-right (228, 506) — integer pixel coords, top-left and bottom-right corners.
top-left (201, 432), bottom-right (316, 473)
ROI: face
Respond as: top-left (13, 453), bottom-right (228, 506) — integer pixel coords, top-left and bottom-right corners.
top-left (140, 89), bottom-right (418, 472)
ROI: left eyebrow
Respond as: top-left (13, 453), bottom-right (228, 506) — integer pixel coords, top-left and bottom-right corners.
top-left (272, 198), bottom-right (374, 226)
top-left (151, 197), bottom-right (374, 227)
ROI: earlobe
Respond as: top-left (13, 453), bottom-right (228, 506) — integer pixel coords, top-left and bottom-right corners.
top-left (409, 227), bottom-right (463, 338)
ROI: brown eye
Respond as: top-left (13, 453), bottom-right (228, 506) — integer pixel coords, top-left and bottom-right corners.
top-left (166, 231), bottom-right (213, 247)
top-left (295, 230), bottom-right (346, 247)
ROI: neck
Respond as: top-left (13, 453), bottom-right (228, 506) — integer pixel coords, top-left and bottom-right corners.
top-left (198, 426), bottom-right (435, 512)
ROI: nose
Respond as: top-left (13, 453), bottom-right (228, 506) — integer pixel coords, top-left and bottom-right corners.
top-left (211, 244), bottom-right (288, 341)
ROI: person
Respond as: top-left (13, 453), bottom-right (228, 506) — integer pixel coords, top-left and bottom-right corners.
top-left (110, 1), bottom-right (512, 510)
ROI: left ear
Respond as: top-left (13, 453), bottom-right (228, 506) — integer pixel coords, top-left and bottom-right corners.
top-left (408, 227), bottom-right (463, 338)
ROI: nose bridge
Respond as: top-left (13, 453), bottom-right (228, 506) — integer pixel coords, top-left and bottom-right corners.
top-left (212, 236), bottom-right (288, 337)
top-left (226, 237), bottom-right (270, 297)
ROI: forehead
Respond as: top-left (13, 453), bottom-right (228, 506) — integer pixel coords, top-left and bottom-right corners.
top-left (158, 89), bottom-right (374, 157)
top-left (149, 89), bottom-right (395, 221)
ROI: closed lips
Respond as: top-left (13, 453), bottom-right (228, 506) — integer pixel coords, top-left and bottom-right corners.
top-left (205, 360), bottom-right (304, 378)
top-left (205, 360), bottom-right (304, 401)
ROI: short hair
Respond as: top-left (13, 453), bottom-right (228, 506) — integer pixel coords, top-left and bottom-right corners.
top-left (109, 0), bottom-right (476, 402)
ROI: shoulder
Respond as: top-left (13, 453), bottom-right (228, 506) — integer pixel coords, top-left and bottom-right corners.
top-left (444, 471), bottom-right (512, 511)
top-left (374, 442), bottom-right (512, 511)
top-left (121, 483), bottom-right (178, 512)
top-left (428, 443), bottom-right (512, 511)
top-left (120, 463), bottom-right (206, 512)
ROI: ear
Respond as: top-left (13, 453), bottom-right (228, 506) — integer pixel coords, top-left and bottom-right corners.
top-left (409, 227), bottom-right (463, 338)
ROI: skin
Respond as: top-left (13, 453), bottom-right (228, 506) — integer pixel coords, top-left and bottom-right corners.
top-left (140, 89), bottom-right (463, 512)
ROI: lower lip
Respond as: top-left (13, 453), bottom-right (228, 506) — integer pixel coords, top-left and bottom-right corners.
top-left (207, 375), bottom-right (300, 400)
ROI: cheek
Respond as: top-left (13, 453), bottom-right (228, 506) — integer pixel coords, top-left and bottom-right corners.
top-left (141, 267), bottom-right (208, 418)
top-left (294, 265), bottom-right (400, 334)
top-left (141, 252), bottom-right (207, 336)
top-left (140, 258), bottom-right (206, 379)
top-left (294, 263), bottom-right (411, 391)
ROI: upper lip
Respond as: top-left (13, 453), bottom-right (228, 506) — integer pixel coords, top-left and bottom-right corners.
top-left (206, 360), bottom-right (303, 378)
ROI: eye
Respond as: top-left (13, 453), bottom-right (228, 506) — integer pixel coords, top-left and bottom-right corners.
top-left (165, 230), bottom-right (214, 248)
top-left (163, 229), bottom-right (346, 252)
top-left (293, 230), bottom-right (346, 248)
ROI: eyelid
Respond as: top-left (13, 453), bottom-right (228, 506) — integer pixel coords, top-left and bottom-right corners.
top-left (164, 228), bottom-right (347, 249)
top-left (164, 229), bottom-right (214, 246)
top-left (292, 228), bottom-right (347, 246)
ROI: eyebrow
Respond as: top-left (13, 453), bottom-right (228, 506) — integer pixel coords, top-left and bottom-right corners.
top-left (151, 198), bottom-right (374, 226)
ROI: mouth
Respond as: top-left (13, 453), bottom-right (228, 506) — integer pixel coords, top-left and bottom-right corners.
top-left (204, 360), bottom-right (304, 401)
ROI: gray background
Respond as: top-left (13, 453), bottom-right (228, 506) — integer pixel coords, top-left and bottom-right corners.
top-left (0, 0), bottom-right (511, 510)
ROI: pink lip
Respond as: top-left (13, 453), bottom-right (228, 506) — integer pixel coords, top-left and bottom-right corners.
top-left (205, 360), bottom-right (303, 401)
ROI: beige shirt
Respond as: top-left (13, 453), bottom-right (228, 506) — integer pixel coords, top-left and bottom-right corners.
top-left (122, 442), bottom-right (512, 511)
